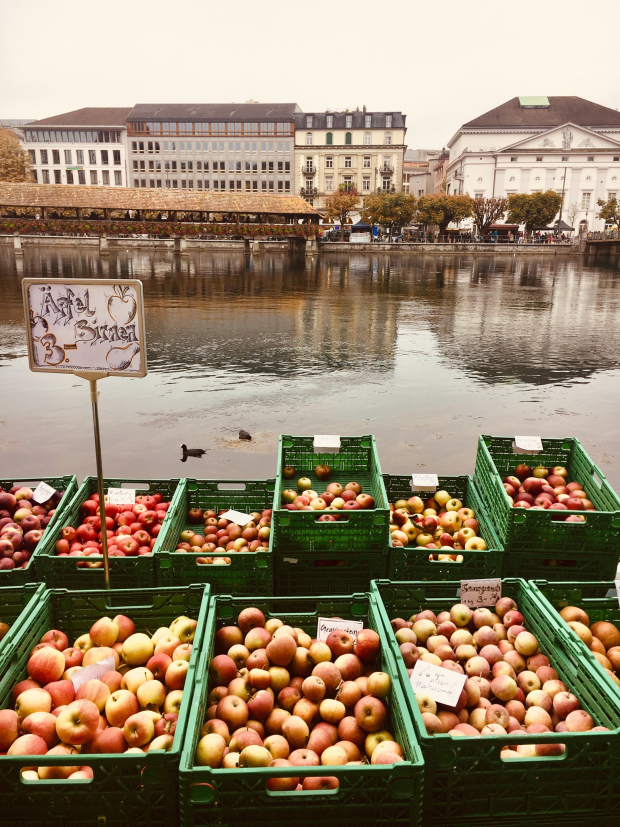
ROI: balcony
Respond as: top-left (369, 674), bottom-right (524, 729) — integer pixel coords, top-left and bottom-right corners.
top-left (300, 187), bottom-right (318, 197)
top-left (303, 163), bottom-right (315, 175)
top-left (380, 165), bottom-right (393, 175)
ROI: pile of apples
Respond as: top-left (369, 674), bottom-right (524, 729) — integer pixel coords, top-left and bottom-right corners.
top-left (195, 607), bottom-right (405, 789)
top-left (175, 507), bottom-right (271, 565)
top-left (390, 597), bottom-right (606, 757)
top-left (558, 605), bottom-right (620, 685)
top-left (281, 466), bottom-right (375, 520)
top-left (55, 492), bottom-right (172, 566)
top-left (0, 485), bottom-right (66, 570)
top-left (389, 490), bottom-right (487, 558)
top-left (0, 611), bottom-right (197, 775)
top-left (503, 463), bottom-right (596, 521)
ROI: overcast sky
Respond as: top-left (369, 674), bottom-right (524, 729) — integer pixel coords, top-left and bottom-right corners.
top-left (1, 0), bottom-right (618, 148)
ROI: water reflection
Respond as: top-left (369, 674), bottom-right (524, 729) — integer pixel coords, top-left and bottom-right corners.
top-left (1, 246), bottom-right (619, 487)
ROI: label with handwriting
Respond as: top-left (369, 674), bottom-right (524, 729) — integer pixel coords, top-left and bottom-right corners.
top-left (70, 655), bottom-right (116, 691)
top-left (411, 473), bottom-right (439, 492)
top-left (220, 509), bottom-right (254, 526)
top-left (460, 578), bottom-right (502, 608)
top-left (513, 435), bottom-right (543, 454)
top-left (32, 481), bottom-right (57, 504)
top-left (410, 659), bottom-right (467, 707)
top-left (616, 581), bottom-right (620, 608)
top-left (317, 617), bottom-right (364, 642)
top-left (107, 488), bottom-right (136, 506)
top-left (313, 434), bottom-right (341, 453)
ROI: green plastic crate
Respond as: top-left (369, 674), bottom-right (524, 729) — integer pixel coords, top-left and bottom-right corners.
top-left (383, 475), bottom-right (503, 582)
top-left (274, 546), bottom-right (387, 596)
top-left (179, 591), bottom-right (424, 827)
top-left (0, 475), bottom-right (78, 585)
top-left (274, 435), bottom-right (390, 552)
top-left (0, 583), bottom-right (44, 674)
top-left (156, 478), bottom-right (274, 595)
top-left (34, 476), bottom-right (181, 590)
top-left (371, 578), bottom-right (620, 826)
top-left (474, 435), bottom-right (620, 555)
top-left (529, 580), bottom-right (620, 700)
top-left (0, 583), bottom-right (210, 827)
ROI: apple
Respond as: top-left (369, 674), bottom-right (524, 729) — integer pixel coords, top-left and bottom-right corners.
top-left (121, 633), bottom-right (154, 666)
top-left (56, 699), bottom-right (100, 745)
top-left (124, 712), bottom-right (155, 747)
top-left (8, 733), bottom-right (48, 756)
top-left (354, 696), bottom-right (387, 732)
top-left (15, 688), bottom-right (52, 719)
top-left (105, 689), bottom-right (139, 728)
top-left (76, 679), bottom-right (110, 712)
top-left (27, 647), bottom-right (65, 684)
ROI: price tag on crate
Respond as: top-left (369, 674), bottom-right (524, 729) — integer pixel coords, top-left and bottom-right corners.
top-left (32, 481), bottom-right (57, 504)
top-left (513, 436), bottom-right (543, 455)
top-left (313, 434), bottom-right (341, 454)
top-left (411, 474), bottom-right (439, 492)
top-left (107, 487), bottom-right (136, 506)
top-left (460, 578), bottom-right (502, 608)
top-left (410, 660), bottom-right (466, 707)
top-left (71, 655), bottom-right (116, 691)
top-left (219, 509), bottom-right (254, 526)
top-left (615, 580), bottom-right (620, 607)
top-left (317, 617), bottom-right (364, 642)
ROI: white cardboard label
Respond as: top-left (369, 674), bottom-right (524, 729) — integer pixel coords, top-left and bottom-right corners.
top-left (317, 617), bottom-right (364, 642)
top-left (615, 581), bottom-right (620, 607)
top-left (410, 659), bottom-right (467, 707)
top-left (220, 509), bottom-right (254, 526)
top-left (460, 578), bottom-right (502, 608)
top-left (313, 434), bottom-right (341, 454)
top-left (32, 481), bottom-right (57, 504)
top-left (107, 487), bottom-right (136, 506)
top-left (70, 655), bottom-right (116, 691)
top-left (411, 474), bottom-right (439, 492)
top-left (513, 436), bottom-right (543, 454)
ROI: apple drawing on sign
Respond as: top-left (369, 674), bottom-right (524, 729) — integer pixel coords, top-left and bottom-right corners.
top-left (107, 286), bottom-right (137, 326)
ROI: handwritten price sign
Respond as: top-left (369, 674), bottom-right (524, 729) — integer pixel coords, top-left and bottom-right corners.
top-left (460, 578), bottom-right (502, 608)
top-left (513, 436), bottom-right (543, 454)
top-left (410, 660), bottom-right (466, 707)
top-left (317, 617), bottom-right (364, 642)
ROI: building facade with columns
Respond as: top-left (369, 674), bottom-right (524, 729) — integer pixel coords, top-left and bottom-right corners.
top-left (444, 96), bottom-right (620, 233)
top-left (294, 110), bottom-right (406, 210)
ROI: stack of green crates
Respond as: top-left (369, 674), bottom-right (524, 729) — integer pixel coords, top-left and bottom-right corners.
top-left (474, 435), bottom-right (620, 580)
top-left (155, 478), bottom-right (274, 595)
top-left (0, 583), bottom-right (44, 673)
top-left (273, 435), bottom-right (390, 595)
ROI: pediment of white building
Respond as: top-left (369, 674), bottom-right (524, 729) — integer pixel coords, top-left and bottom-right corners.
top-left (500, 123), bottom-right (620, 153)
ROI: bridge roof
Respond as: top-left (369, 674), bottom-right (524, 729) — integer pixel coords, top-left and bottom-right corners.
top-left (0, 183), bottom-right (319, 216)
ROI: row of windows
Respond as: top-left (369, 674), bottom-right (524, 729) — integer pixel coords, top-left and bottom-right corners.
top-left (133, 159), bottom-right (292, 173)
top-left (508, 155), bottom-right (620, 163)
top-left (306, 156), bottom-right (391, 169)
top-left (303, 176), bottom-right (391, 192)
top-left (25, 130), bottom-right (122, 144)
top-left (29, 148), bottom-right (121, 166)
top-left (32, 169), bottom-right (123, 185)
top-left (306, 132), bottom-right (392, 146)
top-left (305, 115), bottom-right (393, 129)
top-left (131, 140), bottom-right (292, 154)
top-left (133, 178), bottom-right (292, 191)
top-left (128, 121), bottom-right (293, 137)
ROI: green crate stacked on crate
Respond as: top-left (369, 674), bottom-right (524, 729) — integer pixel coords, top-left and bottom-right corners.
top-left (0, 583), bottom-right (209, 827)
top-left (0, 583), bottom-right (44, 673)
top-left (156, 478), bottom-right (274, 595)
top-left (474, 435), bottom-right (620, 580)
top-left (34, 476), bottom-right (181, 590)
top-left (273, 435), bottom-right (390, 595)
top-left (529, 579), bottom-right (620, 702)
top-left (0, 475), bottom-right (77, 585)
top-left (383, 474), bottom-right (503, 582)
top-left (179, 591), bottom-right (424, 827)
top-left (371, 578), bottom-right (620, 827)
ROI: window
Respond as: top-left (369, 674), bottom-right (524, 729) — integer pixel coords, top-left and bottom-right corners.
top-left (113, 150), bottom-right (121, 165)
top-left (197, 180), bottom-right (202, 189)
top-left (77, 169), bottom-right (85, 184)
top-left (40, 149), bottom-right (48, 164)
top-left (325, 176), bottom-right (333, 191)
top-left (42, 170), bottom-right (49, 184)
top-left (28, 149), bottom-right (36, 164)
top-left (66, 170), bottom-right (74, 184)
top-left (474, 191), bottom-right (484, 199)
top-left (31, 170), bottom-right (38, 182)
top-left (382, 177), bottom-right (391, 191)
top-left (268, 161), bottom-right (273, 172)
top-left (149, 160), bottom-right (155, 171)
top-left (536, 156), bottom-right (542, 162)
top-left (277, 161), bottom-right (283, 172)
top-left (245, 181), bottom-right (251, 191)
top-left (385, 115), bottom-right (392, 128)
top-left (90, 170), bottom-right (98, 184)
top-left (285, 161), bottom-right (290, 172)
top-left (326, 132), bottom-right (333, 145)
top-left (609, 192), bottom-right (618, 200)
top-left (306, 116), bottom-right (313, 128)
top-left (261, 181), bottom-right (267, 191)
top-left (364, 132), bottom-right (371, 145)
top-left (345, 132), bottom-right (352, 145)
top-left (252, 161), bottom-right (257, 172)
top-left (343, 176), bottom-right (352, 189)
top-left (139, 160), bottom-right (145, 171)
top-left (365, 115), bottom-right (371, 128)
top-left (587, 156), bottom-right (594, 162)
top-left (102, 170), bottom-right (109, 185)
top-left (114, 170), bottom-right (122, 185)
top-left (101, 150), bottom-right (109, 165)
top-left (363, 156), bottom-right (371, 168)
top-left (326, 156), bottom-right (333, 168)
top-left (510, 156), bottom-right (517, 162)
top-left (76, 149), bottom-right (84, 165)
top-left (204, 161), bottom-right (209, 172)
top-left (252, 181), bottom-right (257, 191)
top-left (285, 181), bottom-right (290, 191)
top-left (172, 180), bottom-right (177, 188)
top-left (197, 161), bottom-right (202, 171)
top-left (384, 132), bottom-right (391, 145)
top-left (326, 115), bottom-right (333, 128)
top-left (362, 176), bottom-right (370, 191)
top-left (52, 150), bottom-right (60, 164)
top-left (581, 192), bottom-right (591, 209)
top-left (52, 170), bottom-right (61, 183)
top-left (278, 181), bottom-right (283, 191)
top-left (345, 115), bottom-right (352, 128)
top-left (64, 149), bottom-right (72, 164)
top-left (562, 156), bottom-right (569, 161)
top-left (345, 157), bottom-right (352, 168)
top-left (181, 180), bottom-right (186, 189)
top-left (171, 161), bottom-right (177, 171)
top-left (88, 150), bottom-right (96, 165)
top-left (261, 161), bottom-right (266, 172)
top-left (614, 157), bottom-right (620, 162)
top-left (188, 161), bottom-right (193, 171)
top-left (306, 132), bottom-right (313, 146)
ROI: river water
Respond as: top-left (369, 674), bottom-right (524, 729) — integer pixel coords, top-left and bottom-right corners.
top-left (1, 246), bottom-right (620, 489)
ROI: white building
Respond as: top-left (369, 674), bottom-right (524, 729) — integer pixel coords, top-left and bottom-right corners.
top-left (21, 108), bottom-right (132, 187)
top-left (444, 96), bottom-right (620, 233)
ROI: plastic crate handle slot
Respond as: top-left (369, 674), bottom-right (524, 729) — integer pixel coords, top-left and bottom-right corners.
top-left (191, 782), bottom-right (217, 804)
top-left (499, 743), bottom-right (568, 762)
top-left (217, 483), bottom-right (247, 490)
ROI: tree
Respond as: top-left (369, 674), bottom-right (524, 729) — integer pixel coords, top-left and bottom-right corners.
top-left (415, 193), bottom-right (473, 234)
top-left (0, 129), bottom-right (33, 183)
top-left (361, 191), bottom-right (417, 240)
top-left (566, 201), bottom-right (580, 231)
top-left (324, 186), bottom-right (360, 241)
top-left (597, 195), bottom-right (620, 228)
top-left (470, 196), bottom-right (508, 237)
top-left (506, 191), bottom-right (563, 238)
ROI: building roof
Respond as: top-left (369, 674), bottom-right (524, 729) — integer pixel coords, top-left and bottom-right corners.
top-left (295, 111), bottom-right (406, 129)
top-left (127, 103), bottom-right (301, 122)
top-left (0, 182), bottom-right (319, 216)
top-left (463, 97), bottom-right (620, 129)
top-left (26, 108), bottom-right (132, 127)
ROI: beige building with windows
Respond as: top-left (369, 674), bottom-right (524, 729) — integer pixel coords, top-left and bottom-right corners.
top-left (294, 110), bottom-right (406, 210)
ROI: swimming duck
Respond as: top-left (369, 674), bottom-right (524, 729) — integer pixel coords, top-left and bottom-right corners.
top-left (181, 444), bottom-right (206, 462)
